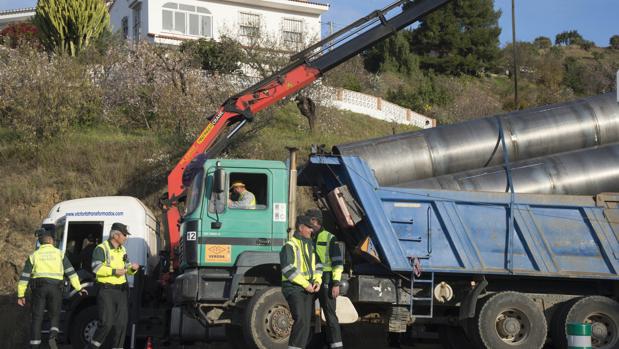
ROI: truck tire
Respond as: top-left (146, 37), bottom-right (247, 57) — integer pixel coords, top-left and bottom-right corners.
top-left (243, 287), bottom-right (291, 349)
top-left (70, 306), bottom-right (100, 349)
top-left (473, 291), bottom-right (547, 349)
top-left (549, 298), bottom-right (577, 348)
top-left (552, 296), bottom-right (619, 349)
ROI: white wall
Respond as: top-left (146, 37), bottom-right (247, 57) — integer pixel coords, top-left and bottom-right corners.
top-left (109, 0), bottom-right (327, 46)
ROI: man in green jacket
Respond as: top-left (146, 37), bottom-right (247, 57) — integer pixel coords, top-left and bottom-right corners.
top-left (307, 208), bottom-right (344, 349)
top-left (89, 222), bottom-right (139, 349)
top-left (18, 228), bottom-right (86, 349)
top-left (280, 215), bottom-right (323, 349)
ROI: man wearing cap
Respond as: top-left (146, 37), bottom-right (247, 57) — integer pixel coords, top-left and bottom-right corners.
top-left (89, 223), bottom-right (139, 349)
top-left (306, 209), bottom-right (344, 349)
top-left (17, 228), bottom-right (87, 349)
top-left (280, 215), bottom-right (323, 349)
top-left (228, 180), bottom-right (256, 209)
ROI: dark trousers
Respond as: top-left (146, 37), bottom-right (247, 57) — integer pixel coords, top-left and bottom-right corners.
top-left (91, 285), bottom-right (128, 349)
top-left (318, 272), bottom-right (343, 348)
top-left (30, 279), bottom-right (62, 347)
top-left (284, 286), bottom-right (314, 349)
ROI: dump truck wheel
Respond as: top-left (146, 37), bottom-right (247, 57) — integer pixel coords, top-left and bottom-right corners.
top-left (549, 298), bottom-right (578, 348)
top-left (243, 287), bottom-right (291, 349)
top-left (473, 291), bottom-right (547, 349)
top-left (554, 296), bottom-right (619, 349)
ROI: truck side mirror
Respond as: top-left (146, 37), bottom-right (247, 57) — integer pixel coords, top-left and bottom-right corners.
top-left (214, 168), bottom-right (225, 194)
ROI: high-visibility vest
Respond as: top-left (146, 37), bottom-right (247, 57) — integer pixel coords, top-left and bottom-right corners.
top-left (315, 230), bottom-right (344, 282)
top-left (18, 244), bottom-right (82, 298)
top-left (92, 240), bottom-right (134, 285)
top-left (31, 244), bottom-right (64, 280)
top-left (281, 235), bottom-right (323, 288)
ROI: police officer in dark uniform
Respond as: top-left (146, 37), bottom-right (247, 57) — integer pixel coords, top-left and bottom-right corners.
top-left (18, 228), bottom-right (86, 349)
top-left (306, 209), bottom-right (344, 349)
top-left (280, 215), bottom-right (323, 349)
top-left (89, 223), bottom-right (139, 349)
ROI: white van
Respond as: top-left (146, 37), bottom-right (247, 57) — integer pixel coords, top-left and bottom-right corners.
top-left (42, 196), bottom-right (162, 280)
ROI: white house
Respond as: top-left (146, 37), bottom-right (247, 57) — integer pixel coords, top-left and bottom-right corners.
top-left (109, 0), bottom-right (329, 47)
top-left (0, 7), bottom-right (35, 30)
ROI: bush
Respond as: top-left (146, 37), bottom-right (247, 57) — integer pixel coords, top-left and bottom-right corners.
top-left (0, 22), bottom-right (39, 48)
top-left (385, 73), bottom-right (450, 113)
top-left (0, 47), bottom-right (102, 144)
top-left (180, 36), bottom-right (245, 74)
top-left (533, 36), bottom-right (552, 49)
top-left (611, 35), bottom-right (619, 50)
top-left (555, 30), bottom-right (583, 46)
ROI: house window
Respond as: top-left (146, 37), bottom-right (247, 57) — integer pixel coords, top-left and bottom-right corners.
top-left (283, 18), bottom-right (303, 47)
top-left (161, 2), bottom-right (212, 38)
top-left (121, 17), bottom-right (129, 39)
top-left (239, 12), bottom-right (260, 37)
top-left (132, 4), bottom-right (141, 42)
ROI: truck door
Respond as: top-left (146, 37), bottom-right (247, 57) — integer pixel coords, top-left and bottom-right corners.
top-left (202, 168), bottom-right (275, 265)
top-left (61, 219), bottom-right (104, 272)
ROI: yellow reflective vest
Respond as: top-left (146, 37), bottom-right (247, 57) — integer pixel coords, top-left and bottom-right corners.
top-left (18, 244), bottom-right (82, 297)
top-left (315, 229), bottom-right (344, 283)
top-left (280, 233), bottom-right (323, 289)
top-left (92, 240), bottom-right (136, 285)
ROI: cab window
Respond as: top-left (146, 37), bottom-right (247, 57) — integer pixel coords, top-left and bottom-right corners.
top-left (185, 169), bottom-right (204, 215)
top-left (228, 173), bottom-right (268, 210)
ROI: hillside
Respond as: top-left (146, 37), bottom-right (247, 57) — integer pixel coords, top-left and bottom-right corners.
top-left (0, 103), bottom-right (416, 294)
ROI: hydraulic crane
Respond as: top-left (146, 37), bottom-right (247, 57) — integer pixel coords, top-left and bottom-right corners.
top-left (163, 0), bottom-right (451, 263)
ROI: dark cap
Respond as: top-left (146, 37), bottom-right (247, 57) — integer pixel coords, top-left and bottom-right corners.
top-left (111, 222), bottom-right (130, 236)
top-left (35, 228), bottom-right (53, 239)
top-left (305, 209), bottom-right (323, 223)
top-left (296, 215), bottom-right (313, 229)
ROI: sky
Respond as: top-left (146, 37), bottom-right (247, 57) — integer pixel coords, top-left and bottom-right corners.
top-left (1, 0), bottom-right (618, 47)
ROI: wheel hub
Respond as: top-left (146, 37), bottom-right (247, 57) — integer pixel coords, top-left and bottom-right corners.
top-left (591, 321), bottom-right (608, 340)
top-left (495, 308), bottom-right (530, 344)
top-left (265, 305), bottom-right (292, 339)
top-left (498, 317), bottom-right (521, 337)
top-left (587, 313), bottom-right (616, 347)
top-left (83, 320), bottom-right (99, 343)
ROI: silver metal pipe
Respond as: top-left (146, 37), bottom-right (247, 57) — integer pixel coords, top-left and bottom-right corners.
top-left (334, 93), bottom-right (619, 186)
top-left (397, 143), bottom-right (619, 195)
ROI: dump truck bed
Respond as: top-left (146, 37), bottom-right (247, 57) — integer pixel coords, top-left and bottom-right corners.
top-left (301, 155), bottom-right (619, 280)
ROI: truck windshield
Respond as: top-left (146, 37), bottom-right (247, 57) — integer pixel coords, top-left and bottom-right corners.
top-left (185, 169), bottom-right (204, 216)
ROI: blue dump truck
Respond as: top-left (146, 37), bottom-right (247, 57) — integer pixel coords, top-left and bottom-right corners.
top-left (299, 153), bottom-right (619, 349)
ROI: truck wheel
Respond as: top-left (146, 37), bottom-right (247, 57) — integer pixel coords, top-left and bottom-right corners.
top-left (549, 298), bottom-right (577, 348)
top-left (552, 296), bottom-right (619, 349)
top-left (70, 306), bottom-right (100, 349)
top-left (473, 292), bottom-right (547, 349)
top-left (243, 287), bottom-right (291, 349)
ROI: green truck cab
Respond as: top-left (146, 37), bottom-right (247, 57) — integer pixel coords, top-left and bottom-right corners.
top-left (171, 158), bottom-right (295, 348)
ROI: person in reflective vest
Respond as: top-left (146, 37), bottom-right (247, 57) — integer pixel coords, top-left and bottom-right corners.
top-left (88, 222), bottom-right (140, 349)
top-left (17, 228), bottom-right (86, 349)
top-left (280, 215), bottom-right (323, 349)
top-left (306, 208), bottom-right (344, 349)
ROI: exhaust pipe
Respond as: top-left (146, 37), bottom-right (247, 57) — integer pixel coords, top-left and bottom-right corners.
top-left (287, 147), bottom-right (299, 239)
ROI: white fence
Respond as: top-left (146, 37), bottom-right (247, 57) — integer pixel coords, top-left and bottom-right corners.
top-left (236, 75), bottom-right (436, 128)
top-left (319, 87), bottom-right (436, 129)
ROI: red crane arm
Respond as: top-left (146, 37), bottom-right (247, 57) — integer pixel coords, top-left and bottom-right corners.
top-left (165, 64), bottom-right (321, 254)
top-left (162, 0), bottom-right (451, 265)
